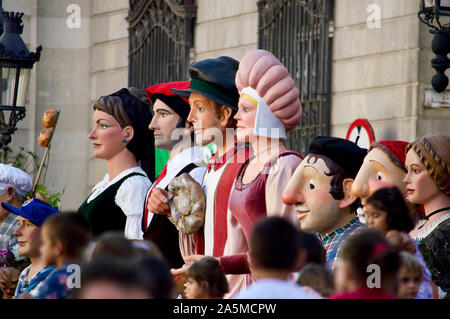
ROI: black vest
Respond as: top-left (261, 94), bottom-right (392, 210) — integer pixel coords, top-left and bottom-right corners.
top-left (77, 172), bottom-right (146, 237)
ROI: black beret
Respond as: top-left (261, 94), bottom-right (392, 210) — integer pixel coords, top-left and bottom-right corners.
top-left (171, 56), bottom-right (240, 110)
top-left (109, 88), bottom-right (153, 162)
top-left (308, 136), bottom-right (367, 178)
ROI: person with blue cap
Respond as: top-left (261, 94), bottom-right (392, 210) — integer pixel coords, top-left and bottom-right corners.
top-left (0, 198), bottom-right (59, 298)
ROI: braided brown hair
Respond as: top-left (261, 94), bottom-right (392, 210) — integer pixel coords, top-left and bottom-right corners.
top-left (406, 134), bottom-right (450, 196)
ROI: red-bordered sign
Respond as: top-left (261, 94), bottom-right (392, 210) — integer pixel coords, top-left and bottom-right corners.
top-left (346, 118), bottom-right (376, 149)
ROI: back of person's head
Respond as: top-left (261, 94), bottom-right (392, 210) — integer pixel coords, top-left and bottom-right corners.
top-left (185, 256), bottom-right (228, 299)
top-left (43, 212), bottom-right (92, 260)
top-left (250, 216), bottom-right (301, 271)
top-left (135, 256), bottom-right (176, 299)
top-left (131, 239), bottom-right (165, 261)
top-left (73, 257), bottom-right (153, 299)
top-left (299, 232), bottom-right (326, 265)
top-left (88, 232), bottom-right (139, 262)
top-left (341, 230), bottom-right (400, 287)
top-left (297, 263), bottom-right (334, 298)
top-left (365, 186), bottom-right (415, 233)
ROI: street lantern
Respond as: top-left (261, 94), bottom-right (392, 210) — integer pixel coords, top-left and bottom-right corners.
top-left (419, 0), bottom-right (450, 93)
top-left (0, 11), bottom-right (41, 162)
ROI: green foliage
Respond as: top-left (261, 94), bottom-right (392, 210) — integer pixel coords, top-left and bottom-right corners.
top-left (32, 184), bottom-right (64, 210)
top-left (3, 146), bottom-right (40, 174)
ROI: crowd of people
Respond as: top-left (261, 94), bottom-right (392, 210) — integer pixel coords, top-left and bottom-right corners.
top-left (0, 49), bottom-right (448, 299)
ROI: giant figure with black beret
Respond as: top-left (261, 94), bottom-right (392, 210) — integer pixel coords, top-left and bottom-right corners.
top-left (282, 136), bottom-right (368, 268)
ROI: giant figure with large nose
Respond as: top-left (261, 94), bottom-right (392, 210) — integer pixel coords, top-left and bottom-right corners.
top-left (282, 136), bottom-right (367, 268)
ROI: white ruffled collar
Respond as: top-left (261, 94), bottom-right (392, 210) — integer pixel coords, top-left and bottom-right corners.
top-left (412, 213), bottom-right (450, 241)
top-left (89, 166), bottom-right (146, 202)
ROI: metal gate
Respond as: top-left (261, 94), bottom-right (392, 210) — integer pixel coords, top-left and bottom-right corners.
top-left (127, 0), bottom-right (196, 89)
top-left (258, 0), bottom-right (333, 156)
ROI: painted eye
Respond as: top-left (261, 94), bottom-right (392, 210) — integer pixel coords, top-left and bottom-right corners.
top-left (377, 172), bottom-right (383, 181)
top-left (309, 179), bottom-right (315, 190)
top-left (243, 107), bottom-right (249, 112)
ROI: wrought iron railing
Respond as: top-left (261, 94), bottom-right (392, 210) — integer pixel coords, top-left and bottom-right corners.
top-left (127, 0), bottom-right (196, 89)
top-left (258, 0), bottom-right (333, 156)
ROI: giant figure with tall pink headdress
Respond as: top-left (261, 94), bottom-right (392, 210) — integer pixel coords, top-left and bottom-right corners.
top-left (215, 50), bottom-right (304, 296)
top-left (173, 50), bottom-right (304, 298)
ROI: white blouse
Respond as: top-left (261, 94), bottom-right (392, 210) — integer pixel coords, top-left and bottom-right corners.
top-left (87, 166), bottom-right (152, 240)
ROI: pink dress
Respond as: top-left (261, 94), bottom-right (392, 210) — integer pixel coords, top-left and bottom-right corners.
top-left (220, 151), bottom-right (302, 296)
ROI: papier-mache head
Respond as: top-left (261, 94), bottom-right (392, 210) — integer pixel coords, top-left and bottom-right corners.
top-left (235, 50), bottom-right (302, 137)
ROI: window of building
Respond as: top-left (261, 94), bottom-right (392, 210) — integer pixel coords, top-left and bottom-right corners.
top-left (258, 0), bottom-right (334, 156)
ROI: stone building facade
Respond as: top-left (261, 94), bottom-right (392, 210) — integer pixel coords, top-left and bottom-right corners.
top-left (3, 0), bottom-right (449, 210)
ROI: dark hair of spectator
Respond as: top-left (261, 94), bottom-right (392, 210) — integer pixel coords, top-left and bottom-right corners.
top-left (365, 186), bottom-right (415, 233)
top-left (134, 256), bottom-right (176, 299)
top-left (299, 231), bottom-right (327, 265)
top-left (185, 257), bottom-right (229, 299)
top-left (72, 257), bottom-right (154, 298)
top-left (44, 212), bottom-right (92, 260)
top-left (341, 230), bottom-right (400, 285)
top-left (250, 216), bottom-right (301, 270)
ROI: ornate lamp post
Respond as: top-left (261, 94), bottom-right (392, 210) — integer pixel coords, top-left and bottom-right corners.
top-left (419, 0), bottom-right (450, 93)
top-left (0, 10), bottom-right (41, 162)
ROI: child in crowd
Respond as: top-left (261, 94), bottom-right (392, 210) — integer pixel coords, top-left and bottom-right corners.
top-left (184, 257), bottom-right (228, 299)
top-left (397, 251), bottom-right (423, 299)
top-left (364, 186), bottom-right (434, 299)
top-left (364, 186), bottom-right (415, 235)
top-left (34, 212), bottom-right (92, 299)
top-left (288, 231), bottom-right (326, 282)
top-left (300, 232), bottom-right (327, 266)
top-left (0, 198), bottom-right (59, 298)
top-left (235, 217), bottom-right (321, 299)
top-left (297, 263), bottom-right (335, 298)
top-left (332, 230), bottom-right (400, 299)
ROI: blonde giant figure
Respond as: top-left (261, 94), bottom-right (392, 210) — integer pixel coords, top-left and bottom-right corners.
top-left (177, 50), bottom-right (303, 298)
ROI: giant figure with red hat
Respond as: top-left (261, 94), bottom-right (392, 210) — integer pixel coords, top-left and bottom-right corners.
top-left (142, 81), bottom-right (207, 269)
top-left (352, 139), bottom-right (436, 299)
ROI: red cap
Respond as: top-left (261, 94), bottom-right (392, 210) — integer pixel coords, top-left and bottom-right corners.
top-left (145, 81), bottom-right (190, 104)
top-left (145, 81), bottom-right (191, 121)
top-left (369, 140), bottom-right (409, 172)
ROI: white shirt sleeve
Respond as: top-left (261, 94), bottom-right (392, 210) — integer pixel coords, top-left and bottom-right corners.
top-left (115, 175), bottom-right (152, 240)
top-left (189, 166), bottom-right (207, 184)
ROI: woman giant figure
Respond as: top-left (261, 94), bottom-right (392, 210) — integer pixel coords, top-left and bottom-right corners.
top-left (220, 50), bottom-right (303, 295)
top-left (404, 134), bottom-right (450, 296)
top-left (77, 88), bottom-right (153, 240)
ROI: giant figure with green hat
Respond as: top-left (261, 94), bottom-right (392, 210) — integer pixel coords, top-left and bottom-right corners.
top-left (147, 56), bottom-right (251, 289)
